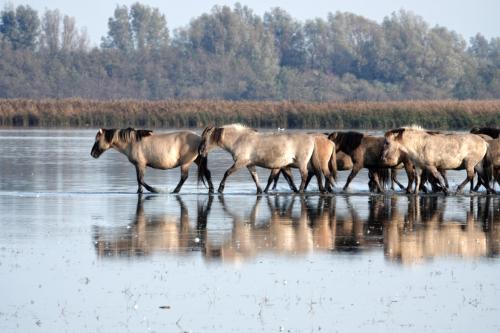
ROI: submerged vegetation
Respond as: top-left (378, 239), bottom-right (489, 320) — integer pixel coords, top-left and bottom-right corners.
top-left (0, 99), bottom-right (498, 129)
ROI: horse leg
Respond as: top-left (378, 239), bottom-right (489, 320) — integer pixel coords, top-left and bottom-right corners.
top-left (414, 168), bottom-right (423, 195)
top-left (298, 165), bottom-right (310, 193)
top-left (472, 173), bottom-right (482, 192)
top-left (247, 165), bottom-right (263, 194)
top-left (475, 164), bottom-right (496, 194)
top-left (304, 171), bottom-right (315, 191)
top-left (314, 166), bottom-right (326, 193)
top-left (271, 169), bottom-right (281, 191)
top-left (457, 167), bottom-right (475, 194)
top-left (282, 167), bottom-right (299, 192)
top-left (343, 164), bottom-right (361, 191)
top-left (404, 163), bottom-right (415, 194)
top-left (264, 169), bottom-right (280, 193)
top-left (172, 164), bottom-right (190, 193)
top-left (371, 170), bottom-right (385, 193)
top-left (134, 164), bottom-right (158, 193)
top-left (427, 165), bottom-right (449, 195)
top-left (441, 170), bottom-right (449, 189)
top-left (218, 161), bottom-right (245, 193)
top-left (392, 169), bottom-right (406, 191)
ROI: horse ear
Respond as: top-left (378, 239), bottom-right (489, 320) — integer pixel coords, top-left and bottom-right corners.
top-left (213, 128), bottom-right (224, 143)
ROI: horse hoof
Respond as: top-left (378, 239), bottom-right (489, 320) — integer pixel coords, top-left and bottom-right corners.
top-left (217, 187), bottom-right (224, 193)
top-left (208, 188), bottom-right (214, 194)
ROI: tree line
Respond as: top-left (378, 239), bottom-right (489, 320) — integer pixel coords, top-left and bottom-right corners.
top-left (0, 3), bottom-right (499, 102)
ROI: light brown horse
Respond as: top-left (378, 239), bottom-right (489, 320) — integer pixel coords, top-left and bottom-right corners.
top-left (267, 134), bottom-right (337, 193)
top-left (91, 128), bottom-right (214, 193)
top-left (382, 126), bottom-right (494, 194)
top-left (198, 124), bottom-right (322, 194)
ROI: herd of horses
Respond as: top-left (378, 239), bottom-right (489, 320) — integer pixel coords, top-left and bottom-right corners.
top-left (90, 124), bottom-right (500, 195)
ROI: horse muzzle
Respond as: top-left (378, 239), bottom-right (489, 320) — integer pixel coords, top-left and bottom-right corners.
top-left (91, 143), bottom-right (103, 158)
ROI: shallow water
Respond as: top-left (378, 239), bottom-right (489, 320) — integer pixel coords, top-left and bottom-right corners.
top-left (0, 129), bottom-right (499, 332)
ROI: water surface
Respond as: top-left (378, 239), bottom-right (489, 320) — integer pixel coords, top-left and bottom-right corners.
top-left (0, 129), bottom-right (499, 332)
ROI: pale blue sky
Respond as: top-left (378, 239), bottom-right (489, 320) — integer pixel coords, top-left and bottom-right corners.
top-left (6, 0), bottom-right (500, 46)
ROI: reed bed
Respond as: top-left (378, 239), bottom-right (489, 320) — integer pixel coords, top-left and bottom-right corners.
top-left (0, 99), bottom-right (498, 129)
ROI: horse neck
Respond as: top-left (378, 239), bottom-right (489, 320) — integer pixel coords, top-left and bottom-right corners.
top-left (219, 127), bottom-right (253, 152)
top-left (401, 131), bottom-right (426, 156)
top-left (111, 138), bottom-right (133, 156)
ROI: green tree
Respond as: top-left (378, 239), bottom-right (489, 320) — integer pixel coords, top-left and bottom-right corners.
top-left (0, 5), bottom-right (40, 50)
top-left (101, 5), bottom-right (133, 52)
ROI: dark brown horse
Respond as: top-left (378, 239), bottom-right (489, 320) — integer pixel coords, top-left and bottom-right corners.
top-left (91, 128), bottom-right (214, 193)
top-left (327, 131), bottom-right (400, 192)
top-left (470, 127), bottom-right (500, 139)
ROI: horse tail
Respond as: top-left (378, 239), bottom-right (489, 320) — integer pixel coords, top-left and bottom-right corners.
top-left (377, 168), bottom-right (390, 189)
top-left (481, 145), bottom-right (494, 188)
top-left (196, 155), bottom-right (209, 188)
top-left (328, 146), bottom-right (337, 183)
top-left (311, 139), bottom-right (323, 177)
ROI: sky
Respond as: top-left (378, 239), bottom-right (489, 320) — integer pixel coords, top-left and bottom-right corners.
top-left (5, 0), bottom-right (500, 46)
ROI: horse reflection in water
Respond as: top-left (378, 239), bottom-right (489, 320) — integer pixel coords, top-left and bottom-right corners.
top-left (93, 195), bottom-right (212, 257)
top-left (92, 195), bottom-right (500, 264)
top-left (384, 196), bottom-right (500, 264)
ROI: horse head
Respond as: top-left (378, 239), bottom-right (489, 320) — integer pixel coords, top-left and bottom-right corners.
top-left (382, 128), bottom-right (405, 165)
top-left (91, 128), bottom-right (116, 158)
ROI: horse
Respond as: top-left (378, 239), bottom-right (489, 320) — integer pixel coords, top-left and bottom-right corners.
top-left (472, 137), bottom-right (500, 191)
top-left (470, 127), bottom-right (500, 139)
top-left (266, 133), bottom-right (337, 193)
top-left (198, 124), bottom-right (322, 194)
top-left (327, 131), bottom-right (401, 193)
top-left (382, 126), bottom-right (494, 194)
top-left (91, 127), bottom-right (214, 193)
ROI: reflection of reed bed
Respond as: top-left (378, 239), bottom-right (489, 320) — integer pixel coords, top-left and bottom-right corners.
top-left (1, 99), bottom-right (499, 129)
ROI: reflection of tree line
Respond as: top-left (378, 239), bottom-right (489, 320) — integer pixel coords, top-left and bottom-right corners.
top-left (93, 195), bottom-right (500, 264)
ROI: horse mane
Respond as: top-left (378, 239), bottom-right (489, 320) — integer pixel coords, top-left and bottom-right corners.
top-left (331, 131), bottom-right (364, 153)
top-left (385, 128), bottom-right (405, 140)
top-left (117, 127), bottom-right (153, 143)
top-left (386, 125), bottom-right (440, 140)
top-left (103, 129), bottom-right (117, 143)
top-left (222, 123), bottom-right (257, 132)
top-left (470, 127), bottom-right (500, 139)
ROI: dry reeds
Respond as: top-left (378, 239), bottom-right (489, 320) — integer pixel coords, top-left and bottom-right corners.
top-left (0, 99), bottom-right (498, 129)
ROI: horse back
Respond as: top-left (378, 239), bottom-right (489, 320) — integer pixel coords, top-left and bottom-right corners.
top-left (135, 131), bottom-right (200, 168)
top-left (243, 133), bottom-right (315, 168)
top-left (417, 133), bottom-right (488, 168)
